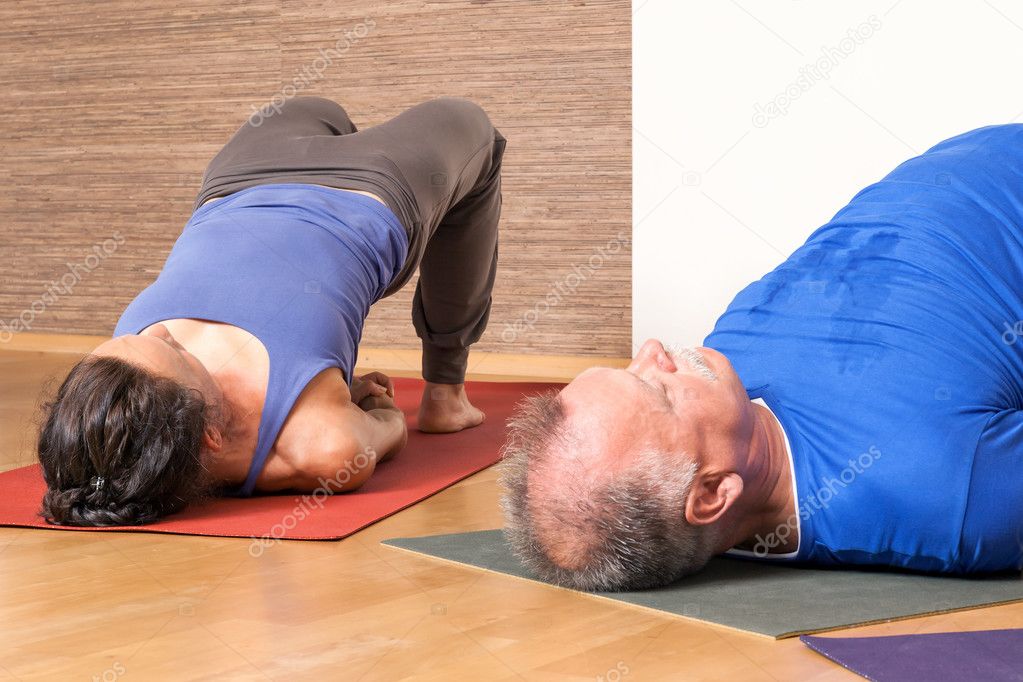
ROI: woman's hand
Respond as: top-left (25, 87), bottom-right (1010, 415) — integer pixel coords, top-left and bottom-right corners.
top-left (349, 373), bottom-right (407, 463)
top-left (357, 393), bottom-right (398, 412)
top-left (351, 371), bottom-right (395, 405)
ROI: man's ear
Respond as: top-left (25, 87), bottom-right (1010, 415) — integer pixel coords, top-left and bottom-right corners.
top-left (684, 470), bottom-right (743, 526)
top-left (202, 425), bottom-right (223, 453)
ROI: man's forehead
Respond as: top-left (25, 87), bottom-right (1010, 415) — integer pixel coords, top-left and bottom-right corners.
top-left (559, 369), bottom-right (645, 450)
top-left (561, 368), bottom-right (634, 412)
top-left (560, 366), bottom-right (699, 459)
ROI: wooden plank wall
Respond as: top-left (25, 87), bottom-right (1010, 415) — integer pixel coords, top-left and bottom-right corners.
top-left (0, 0), bottom-right (630, 358)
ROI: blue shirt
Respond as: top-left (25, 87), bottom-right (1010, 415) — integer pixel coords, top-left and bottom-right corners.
top-left (113, 183), bottom-right (408, 496)
top-left (704, 124), bottom-right (1023, 574)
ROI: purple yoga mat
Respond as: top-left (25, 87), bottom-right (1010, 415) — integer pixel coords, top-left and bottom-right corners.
top-left (801, 629), bottom-right (1023, 682)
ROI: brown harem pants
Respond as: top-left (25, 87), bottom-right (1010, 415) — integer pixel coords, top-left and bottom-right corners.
top-left (193, 96), bottom-right (506, 384)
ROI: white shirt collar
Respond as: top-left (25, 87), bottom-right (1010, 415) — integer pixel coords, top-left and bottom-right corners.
top-left (724, 396), bottom-right (801, 560)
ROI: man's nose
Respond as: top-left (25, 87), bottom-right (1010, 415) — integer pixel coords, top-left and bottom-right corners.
top-left (628, 338), bottom-right (676, 373)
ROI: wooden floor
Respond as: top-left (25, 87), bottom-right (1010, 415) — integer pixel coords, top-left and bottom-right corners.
top-left (2, 348), bottom-right (1021, 681)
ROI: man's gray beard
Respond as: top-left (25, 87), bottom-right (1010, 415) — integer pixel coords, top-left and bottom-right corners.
top-left (664, 344), bottom-right (718, 381)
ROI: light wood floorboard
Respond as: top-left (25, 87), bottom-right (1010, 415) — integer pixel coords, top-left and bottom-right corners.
top-left (2, 348), bottom-right (1019, 681)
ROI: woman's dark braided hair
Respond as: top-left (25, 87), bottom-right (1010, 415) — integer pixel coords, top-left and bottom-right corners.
top-left (36, 354), bottom-right (220, 526)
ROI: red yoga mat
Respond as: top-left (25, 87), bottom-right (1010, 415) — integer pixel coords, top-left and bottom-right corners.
top-left (0, 378), bottom-right (559, 542)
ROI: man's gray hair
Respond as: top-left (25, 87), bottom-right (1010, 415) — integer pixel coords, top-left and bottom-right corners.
top-left (498, 390), bottom-right (719, 592)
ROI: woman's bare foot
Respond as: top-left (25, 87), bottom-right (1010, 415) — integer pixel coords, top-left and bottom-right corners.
top-left (417, 382), bottom-right (485, 433)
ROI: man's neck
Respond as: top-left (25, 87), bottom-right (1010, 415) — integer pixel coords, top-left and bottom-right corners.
top-left (727, 401), bottom-right (798, 554)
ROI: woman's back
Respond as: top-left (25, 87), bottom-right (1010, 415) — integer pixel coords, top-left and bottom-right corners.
top-left (112, 183), bottom-right (409, 496)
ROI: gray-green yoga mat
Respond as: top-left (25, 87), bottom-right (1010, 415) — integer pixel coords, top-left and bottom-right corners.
top-left (382, 530), bottom-right (1023, 639)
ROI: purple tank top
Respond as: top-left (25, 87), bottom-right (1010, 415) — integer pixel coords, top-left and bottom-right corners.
top-left (113, 183), bottom-right (408, 496)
